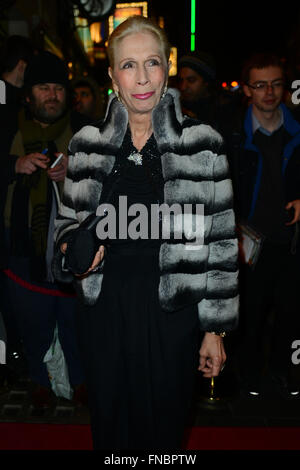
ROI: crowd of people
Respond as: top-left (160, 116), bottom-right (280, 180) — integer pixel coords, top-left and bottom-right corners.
top-left (176, 50), bottom-right (300, 398)
top-left (0, 14), bottom-right (299, 450)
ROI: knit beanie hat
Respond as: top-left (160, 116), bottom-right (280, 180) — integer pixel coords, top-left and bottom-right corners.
top-left (24, 51), bottom-right (69, 88)
top-left (178, 51), bottom-right (216, 82)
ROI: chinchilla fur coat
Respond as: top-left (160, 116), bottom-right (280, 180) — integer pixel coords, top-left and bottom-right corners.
top-left (52, 88), bottom-right (239, 332)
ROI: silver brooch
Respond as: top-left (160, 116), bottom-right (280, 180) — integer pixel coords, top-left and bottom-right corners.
top-left (127, 151), bottom-right (143, 166)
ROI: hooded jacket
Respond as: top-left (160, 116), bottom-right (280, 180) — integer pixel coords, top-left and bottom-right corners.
top-left (52, 88), bottom-right (239, 332)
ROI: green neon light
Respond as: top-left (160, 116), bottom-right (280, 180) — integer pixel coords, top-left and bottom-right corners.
top-left (191, 0), bottom-right (196, 51)
top-left (191, 0), bottom-right (196, 34)
top-left (191, 34), bottom-right (195, 52)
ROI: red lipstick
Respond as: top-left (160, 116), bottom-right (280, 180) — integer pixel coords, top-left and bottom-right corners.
top-left (132, 92), bottom-right (155, 100)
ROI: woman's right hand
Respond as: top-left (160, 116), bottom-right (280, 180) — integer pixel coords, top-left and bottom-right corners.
top-left (60, 243), bottom-right (105, 277)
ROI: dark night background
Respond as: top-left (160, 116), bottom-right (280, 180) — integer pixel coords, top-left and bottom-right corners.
top-left (150, 1), bottom-right (300, 82)
top-left (2, 1), bottom-right (300, 85)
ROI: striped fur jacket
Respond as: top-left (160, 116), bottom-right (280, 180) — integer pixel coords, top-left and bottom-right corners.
top-left (52, 88), bottom-right (239, 332)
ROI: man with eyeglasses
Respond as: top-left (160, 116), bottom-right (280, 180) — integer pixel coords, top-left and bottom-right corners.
top-left (225, 53), bottom-right (300, 400)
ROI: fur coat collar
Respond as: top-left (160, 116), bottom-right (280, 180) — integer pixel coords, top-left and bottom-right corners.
top-left (54, 89), bottom-right (239, 332)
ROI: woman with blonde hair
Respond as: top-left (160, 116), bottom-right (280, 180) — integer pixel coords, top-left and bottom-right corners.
top-left (52, 15), bottom-right (238, 450)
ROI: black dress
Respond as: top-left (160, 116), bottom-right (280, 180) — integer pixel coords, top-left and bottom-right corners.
top-left (76, 130), bottom-right (200, 450)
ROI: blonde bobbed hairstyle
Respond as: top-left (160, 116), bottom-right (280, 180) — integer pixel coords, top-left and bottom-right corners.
top-left (107, 15), bottom-right (171, 70)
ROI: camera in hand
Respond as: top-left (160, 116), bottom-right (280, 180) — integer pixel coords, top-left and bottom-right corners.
top-left (64, 213), bottom-right (105, 275)
top-left (45, 144), bottom-right (58, 167)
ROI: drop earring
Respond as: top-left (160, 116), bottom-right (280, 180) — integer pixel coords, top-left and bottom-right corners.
top-left (161, 84), bottom-right (167, 99)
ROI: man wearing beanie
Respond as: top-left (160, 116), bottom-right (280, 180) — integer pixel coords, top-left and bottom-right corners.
top-left (177, 50), bottom-right (236, 135)
top-left (2, 51), bottom-right (88, 408)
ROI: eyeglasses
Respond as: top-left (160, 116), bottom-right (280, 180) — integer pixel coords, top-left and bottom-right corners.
top-left (246, 80), bottom-right (285, 91)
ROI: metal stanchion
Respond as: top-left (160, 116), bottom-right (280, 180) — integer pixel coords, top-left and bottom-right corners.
top-left (209, 376), bottom-right (220, 401)
top-left (197, 373), bottom-right (231, 411)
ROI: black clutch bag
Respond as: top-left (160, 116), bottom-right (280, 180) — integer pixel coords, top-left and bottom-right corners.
top-left (64, 213), bottom-right (105, 275)
top-left (63, 165), bottom-right (122, 276)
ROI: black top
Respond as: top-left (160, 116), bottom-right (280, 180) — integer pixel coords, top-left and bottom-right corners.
top-left (100, 128), bottom-right (164, 254)
top-left (251, 126), bottom-right (293, 243)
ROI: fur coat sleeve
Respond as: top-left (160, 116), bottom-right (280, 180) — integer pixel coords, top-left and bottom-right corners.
top-left (52, 88), bottom-right (239, 331)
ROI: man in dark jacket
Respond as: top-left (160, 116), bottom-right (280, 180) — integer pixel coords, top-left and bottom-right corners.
top-left (0, 36), bottom-right (35, 384)
top-left (0, 35), bottom-right (35, 155)
top-left (177, 50), bottom-right (240, 136)
top-left (1, 51), bottom-right (89, 406)
top-left (226, 53), bottom-right (300, 398)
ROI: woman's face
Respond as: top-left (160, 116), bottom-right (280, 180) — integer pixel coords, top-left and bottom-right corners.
top-left (109, 31), bottom-right (168, 118)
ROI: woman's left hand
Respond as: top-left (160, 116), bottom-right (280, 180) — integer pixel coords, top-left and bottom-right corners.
top-left (285, 199), bottom-right (300, 225)
top-left (198, 332), bottom-right (226, 378)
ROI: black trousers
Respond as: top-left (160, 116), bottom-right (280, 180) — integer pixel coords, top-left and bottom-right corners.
top-left (76, 249), bottom-right (199, 450)
top-left (238, 240), bottom-right (300, 387)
